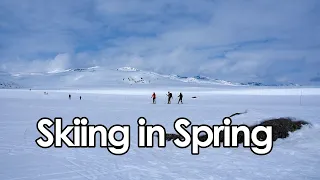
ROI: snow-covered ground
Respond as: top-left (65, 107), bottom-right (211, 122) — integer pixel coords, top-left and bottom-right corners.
top-left (1, 86), bottom-right (320, 180)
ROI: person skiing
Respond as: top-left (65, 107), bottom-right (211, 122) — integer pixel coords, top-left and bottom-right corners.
top-left (69, 94), bottom-right (71, 100)
top-left (167, 91), bottom-right (173, 104)
top-left (80, 96), bottom-right (82, 100)
top-left (178, 92), bottom-right (183, 104)
top-left (151, 92), bottom-right (156, 104)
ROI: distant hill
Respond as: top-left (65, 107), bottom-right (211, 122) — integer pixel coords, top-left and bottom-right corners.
top-left (0, 66), bottom-right (306, 89)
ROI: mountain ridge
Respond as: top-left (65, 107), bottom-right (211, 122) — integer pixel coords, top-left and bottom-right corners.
top-left (0, 66), bottom-right (313, 89)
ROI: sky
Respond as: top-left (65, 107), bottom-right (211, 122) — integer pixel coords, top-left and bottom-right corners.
top-left (0, 0), bottom-right (320, 84)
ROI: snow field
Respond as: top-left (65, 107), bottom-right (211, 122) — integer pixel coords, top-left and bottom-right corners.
top-left (0, 88), bottom-right (320, 180)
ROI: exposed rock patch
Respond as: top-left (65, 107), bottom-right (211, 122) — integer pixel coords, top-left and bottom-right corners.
top-left (163, 116), bottom-right (310, 144)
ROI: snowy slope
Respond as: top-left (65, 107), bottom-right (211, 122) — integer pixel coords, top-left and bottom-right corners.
top-left (7, 66), bottom-right (161, 89)
top-left (0, 88), bottom-right (319, 180)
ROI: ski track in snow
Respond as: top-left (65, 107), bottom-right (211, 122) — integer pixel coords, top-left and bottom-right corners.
top-left (0, 88), bottom-right (320, 180)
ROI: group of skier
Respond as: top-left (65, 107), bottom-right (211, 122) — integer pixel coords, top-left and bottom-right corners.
top-left (151, 92), bottom-right (183, 104)
top-left (67, 92), bottom-right (181, 104)
top-left (69, 94), bottom-right (81, 100)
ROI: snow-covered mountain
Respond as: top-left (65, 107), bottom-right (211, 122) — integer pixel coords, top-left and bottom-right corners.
top-left (0, 81), bottom-right (21, 89)
top-left (0, 71), bottom-right (22, 89)
top-left (116, 67), bottom-right (140, 72)
top-left (0, 66), bottom-right (307, 90)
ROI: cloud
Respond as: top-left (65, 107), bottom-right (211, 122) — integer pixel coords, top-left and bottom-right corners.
top-left (0, 0), bottom-right (319, 84)
top-left (2, 53), bottom-right (71, 73)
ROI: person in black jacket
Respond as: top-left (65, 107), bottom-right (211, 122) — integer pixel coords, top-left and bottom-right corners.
top-left (178, 92), bottom-right (183, 104)
top-left (167, 92), bottom-right (173, 104)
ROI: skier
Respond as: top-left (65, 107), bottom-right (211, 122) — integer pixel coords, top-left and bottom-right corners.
top-left (178, 92), bottom-right (183, 104)
top-left (80, 96), bottom-right (82, 100)
top-left (69, 94), bottom-right (71, 100)
top-left (167, 92), bottom-right (173, 104)
top-left (151, 92), bottom-right (156, 104)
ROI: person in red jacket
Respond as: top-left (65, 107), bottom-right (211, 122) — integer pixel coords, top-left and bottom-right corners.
top-left (151, 92), bottom-right (156, 104)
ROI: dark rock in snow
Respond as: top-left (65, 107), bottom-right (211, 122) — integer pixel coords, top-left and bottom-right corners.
top-left (162, 117), bottom-right (310, 144)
